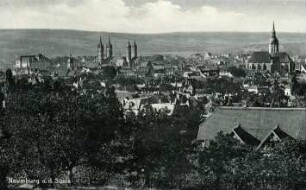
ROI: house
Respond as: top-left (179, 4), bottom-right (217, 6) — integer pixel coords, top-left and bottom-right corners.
top-left (197, 107), bottom-right (306, 148)
top-left (122, 97), bottom-right (150, 115)
top-left (151, 102), bottom-right (175, 116)
top-left (14, 54), bottom-right (52, 73)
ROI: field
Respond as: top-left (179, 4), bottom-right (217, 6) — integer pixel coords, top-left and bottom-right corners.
top-left (0, 29), bottom-right (305, 69)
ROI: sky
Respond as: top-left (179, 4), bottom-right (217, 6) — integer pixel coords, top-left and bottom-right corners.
top-left (0, 0), bottom-right (305, 33)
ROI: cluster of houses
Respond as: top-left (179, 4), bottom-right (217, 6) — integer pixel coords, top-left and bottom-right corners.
top-left (5, 23), bottom-right (306, 148)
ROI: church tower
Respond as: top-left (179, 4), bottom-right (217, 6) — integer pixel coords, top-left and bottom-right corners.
top-left (127, 41), bottom-right (132, 64)
top-left (269, 22), bottom-right (279, 54)
top-left (97, 36), bottom-right (104, 64)
top-left (132, 41), bottom-right (137, 59)
top-left (106, 36), bottom-right (113, 58)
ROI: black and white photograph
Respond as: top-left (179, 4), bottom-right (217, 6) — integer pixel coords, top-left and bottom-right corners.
top-left (0, 0), bottom-right (305, 189)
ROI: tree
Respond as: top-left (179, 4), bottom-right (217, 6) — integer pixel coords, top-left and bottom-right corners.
top-left (5, 69), bottom-right (14, 87)
top-left (102, 66), bottom-right (117, 79)
top-left (198, 133), bottom-right (252, 190)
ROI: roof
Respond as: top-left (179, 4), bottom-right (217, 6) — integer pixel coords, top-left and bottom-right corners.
top-left (249, 51), bottom-right (271, 63)
top-left (256, 125), bottom-right (293, 149)
top-left (270, 36), bottom-right (279, 44)
top-left (272, 52), bottom-right (293, 63)
top-left (231, 124), bottom-right (261, 146)
top-left (197, 107), bottom-right (306, 142)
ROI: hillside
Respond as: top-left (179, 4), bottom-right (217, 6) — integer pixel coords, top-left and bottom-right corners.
top-left (0, 29), bottom-right (305, 68)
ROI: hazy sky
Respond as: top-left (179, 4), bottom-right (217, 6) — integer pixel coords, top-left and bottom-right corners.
top-left (0, 0), bottom-right (305, 33)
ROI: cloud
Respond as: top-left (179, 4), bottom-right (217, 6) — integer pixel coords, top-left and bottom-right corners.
top-left (0, 0), bottom-right (304, 33)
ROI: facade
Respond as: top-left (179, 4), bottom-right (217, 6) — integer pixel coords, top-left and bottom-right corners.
top-left (126, 41), bottom-right (138, 68)
top-left (67, 54), bottom-right (78, 70)
top-left (247, 51), bottom-right (272, 72)
top-left (97, 36), bottom-right (104, 65)
top-left (127, 41), bottom-right (132, 64)
top-left (246, 23), bottom-right (294, 74)
top-left (96, 37), bottom-right (138, 68)
top-left (132, 41), bottom-right (137, 59)
top-left (14, 54), bottom-right (52, 72)
top-left (197, 107), bottom-right (306, 148)
top-left (271, 52), bottom-right (295, 74)
top-left (106, 36), bottom-right (113, 59)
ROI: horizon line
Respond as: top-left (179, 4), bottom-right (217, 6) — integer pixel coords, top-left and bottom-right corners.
top-left (0, 28), bottom-right (304, 35)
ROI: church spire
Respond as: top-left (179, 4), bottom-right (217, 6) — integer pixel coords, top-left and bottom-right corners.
top-left (108, 35), bottom-right (112, 47)
top-left (272, 21), bottom-right (276, 36)
top-left (106, 35), bottom-right (113, 58)
top-left (127, 41), bottom-right (132, 65)
top-left (99, 36), bottom-right (103, 46)
top-left (132, 40), bottom-right (137, 59)
top-left (269, 22), bottom-right (279, 54)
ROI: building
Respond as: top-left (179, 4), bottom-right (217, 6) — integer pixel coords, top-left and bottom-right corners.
top-left (106, 36), bottom-right (113, 59)
top-left (14, 54), bottom-right (52, 73)
top-left (269, 22), bottom-right (279, 54)
top-left (246, 23), bottom-right (295, 74)
top-left (96, 37), bottom-right (138, 68)
top-left (247, 51), bottom-right (271, 71)
top-left (97, 36), bottom-right (104, 65)
top-left (126, 41), bottom-right (138, 68)
top-left (67, 54), bottom-right (79, 70)
top-left (132, 41), bottom-right (137, 59)
top-left (96, 36), bottom-right (113, 65)
top-left (127, 41), bottom-right (132, 64)
top-left (197, 107), bottom-right (306, 148)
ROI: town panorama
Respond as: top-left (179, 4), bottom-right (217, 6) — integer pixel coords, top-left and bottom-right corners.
top-left (0, 1), bottom-right (305, 190)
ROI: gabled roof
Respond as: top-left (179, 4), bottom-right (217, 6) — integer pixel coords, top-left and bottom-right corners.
top-left (249, 51), bottom-right (271, 63)
top-left (256, 125), bottom-right (293, 149)
top-left (231, 124), bottom-right (260, 146)
top-left (197, 107), bottom-right (306, 143)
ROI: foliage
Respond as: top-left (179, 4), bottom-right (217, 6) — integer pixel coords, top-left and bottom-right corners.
top-left (0, 75), bottom-right (305, 190)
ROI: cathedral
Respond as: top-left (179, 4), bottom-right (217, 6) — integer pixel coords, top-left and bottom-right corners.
top-left (96, 36), bottom-right (138, 68)
top-left (246, 22), bottom-right (294, 75)
top-left (97, 36), bottom-right (113, 65)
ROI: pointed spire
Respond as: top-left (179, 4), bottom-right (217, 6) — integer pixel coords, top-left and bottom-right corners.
top-left (133, 40), bottom-right (137, 46)
top-left (272, 21), bottom-right (276, 36)
top-left (98, 35), bottom-right (103, 48)
top-left (127, 40), bottom-right (131, 47)
top-left (108, 35), bottom-right (111, 45)
top-left (100, 36), bottom-right (103, 45)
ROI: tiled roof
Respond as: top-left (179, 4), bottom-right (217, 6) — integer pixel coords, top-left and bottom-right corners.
top-left (272, 52), bottom-right (293, 63)
top-left (231, 124), bottom-right (261, 146)
top-left (249, 51), bottom-right (271, 63)
top-left (256, 125), bottom-right (293, 149)
top-left (197, 107), bottom-right (306, 143)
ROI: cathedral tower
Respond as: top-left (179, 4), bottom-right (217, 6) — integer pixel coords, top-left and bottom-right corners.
top-left (106, 36), bottom-right (113, 58)
top-left (97, 36), bottom-right (104, 64)
top-left (269, 22), bottom-right (279, 54)
top-left (127, 41), bottom-right (132, 64)
top-left (132, 41), bottom-right (137, 59)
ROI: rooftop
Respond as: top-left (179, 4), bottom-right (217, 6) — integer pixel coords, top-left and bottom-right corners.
top-left (197, 106), bottom-right (306, 143)
top-left (249, 51), bottom-right (271, 63)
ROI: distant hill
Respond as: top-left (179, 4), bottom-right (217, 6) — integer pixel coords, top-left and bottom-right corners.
top-left (0, 29), bottom-right (305, 69)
